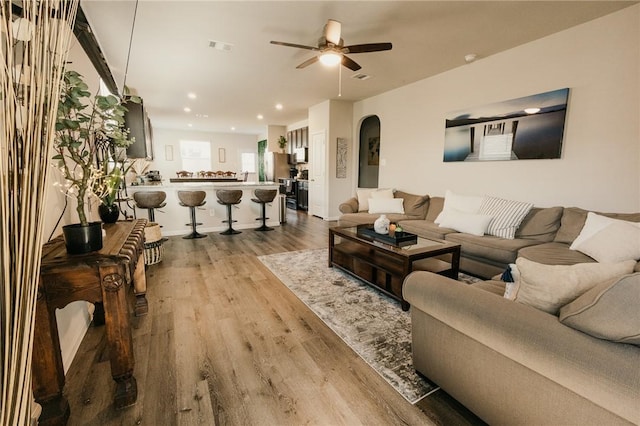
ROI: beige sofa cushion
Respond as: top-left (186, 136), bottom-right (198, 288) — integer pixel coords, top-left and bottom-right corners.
top-left (425, 196), bottom-right (444, 222)
top-left (518, 242), bottom-right (596, 265)
top-left (559, 273), bottom-right (640, 346)
top-left (394, 191), bottom-right (429, 219)
top-left (513, 258), bottom-right (637, 315)
top-left (445, 233), bottom-right (542, 265)
top-left (554, 207), bottom-right (640, 244)
top-left (398, 219), bottom-right (457, 241)
top-left (515, 206), bottom-right (564, 242)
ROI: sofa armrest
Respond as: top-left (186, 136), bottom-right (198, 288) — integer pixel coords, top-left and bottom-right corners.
top-left (403, 271), bottom-right (640, 424)
top-left (339, 197), bottom-right (359, 214)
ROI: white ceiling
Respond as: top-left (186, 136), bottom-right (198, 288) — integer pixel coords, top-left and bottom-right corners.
top-left (80, 1), bottom-right (636, 136)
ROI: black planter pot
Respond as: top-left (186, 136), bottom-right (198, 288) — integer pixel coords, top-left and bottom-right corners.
top-left (98, 203), bottom-right (120, 223)
top-left (62, 222), bottom-right (103, 254)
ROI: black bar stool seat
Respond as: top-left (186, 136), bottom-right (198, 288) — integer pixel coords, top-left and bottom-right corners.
top-left (251, 189), bottom-right (278, 231)
top-left (216, 189), bottom-right (243, 235)
top-left (133, 191), bottom-right (167, 222)
top-left (178, 190), bottom-right (207, 239)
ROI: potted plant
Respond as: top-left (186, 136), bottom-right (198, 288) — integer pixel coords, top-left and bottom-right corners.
top-left (96, 164), bottom-right (126, 223)
top-left (53, 70), bottom-right (138, 253)
top-left (278, 135), bottom-right (287, 153)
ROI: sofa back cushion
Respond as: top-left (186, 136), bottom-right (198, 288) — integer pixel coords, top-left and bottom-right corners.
top-left (515, 206), bottom-right (564, 242)
top-left (554, 207), bottom-right (640, 244)
top-left (426, 196), bottom-right (444, 222)
top-left (559, 273), bottom-right (640, 346)
top-left (394, 191), bottom-right (430, 219)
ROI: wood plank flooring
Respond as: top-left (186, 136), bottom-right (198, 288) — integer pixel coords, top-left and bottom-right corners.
top-left (63, 210), bottom-right (484, 425)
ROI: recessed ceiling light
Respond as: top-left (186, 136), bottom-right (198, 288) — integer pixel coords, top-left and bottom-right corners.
top-left (183, 107), bottom-right (191, 113)
top-left (275, 103), bottom-right (283, 110)
top-left (524, 108), bottom-right (541, 114)
top-left (257, 114), bottom-right (263, 120)
top-left (187, 93), bottom-right (197, 99)
top-left (187, 123), bottom-right (193, 127)
top-left (231, 126), bottom-right (236, 131)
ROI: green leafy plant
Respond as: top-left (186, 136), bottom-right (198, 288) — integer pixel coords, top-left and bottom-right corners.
top-left (53, 70), bottom-right (139, 225)
top-left (278, 135), bottom-right (287, 150)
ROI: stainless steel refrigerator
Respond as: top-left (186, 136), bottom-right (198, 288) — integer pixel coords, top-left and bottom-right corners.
top-left (264, 152), bottom-right (291, 181)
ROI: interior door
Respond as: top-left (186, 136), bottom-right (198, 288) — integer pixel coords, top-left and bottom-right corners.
top-left (309, 131), bottom-right (326, 218)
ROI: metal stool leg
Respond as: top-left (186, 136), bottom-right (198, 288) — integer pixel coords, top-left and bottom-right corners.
top-left (255, 202), bottom-right (273, 231)
top-left (220, 204), bottom-right (241, 235)
top-left (183, 206), bottom-right (207, 239)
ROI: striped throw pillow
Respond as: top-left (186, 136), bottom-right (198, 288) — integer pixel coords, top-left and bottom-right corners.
top-left (479, 196), bottom-right (534, 239)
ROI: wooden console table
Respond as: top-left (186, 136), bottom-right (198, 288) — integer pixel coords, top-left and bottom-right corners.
top-left (32, 219), bottom-right (148, 426)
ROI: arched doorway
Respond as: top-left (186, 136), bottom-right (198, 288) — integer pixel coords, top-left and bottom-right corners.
top-left (358, 115), bottom-right (380, 188)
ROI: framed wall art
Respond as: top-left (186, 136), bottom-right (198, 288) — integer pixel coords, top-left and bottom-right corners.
top-left (443, 88), bottom-right (570, 162)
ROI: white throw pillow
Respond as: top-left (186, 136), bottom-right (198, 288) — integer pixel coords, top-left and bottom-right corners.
top-left (370, 188), bottom-right (394, 199)
top-left (569, 212), bottom-right (640, 262)
top-left (434, 190), bottom-right (484, 224)
top-left (437, 209), bottom-right (493, 236)
top-left (513, 257), bottom-right (636, 315)
top-left (570, 212), bottom-right (640, 248)
top-left (478, 196), bottom-right (534, 239)
top-left (368, 197), bottom-right (405, 214)
top-left (356, 188), bottom-right (393, 212)
top-left (573, 221), bottom-right (640, 263)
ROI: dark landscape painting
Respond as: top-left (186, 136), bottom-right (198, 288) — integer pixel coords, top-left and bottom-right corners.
top-left (443, 88), bottom-right (570, 162)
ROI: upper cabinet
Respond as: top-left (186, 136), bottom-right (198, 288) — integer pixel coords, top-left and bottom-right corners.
top-left (287, 126), bottom-right (309, 151)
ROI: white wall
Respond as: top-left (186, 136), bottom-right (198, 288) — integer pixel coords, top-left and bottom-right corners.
top-left (352, 5), bottom-right (640, 212)
top-left (149, 128), bottom-right (259, 181)
top-left (328, 100), bottom-right (354, 219)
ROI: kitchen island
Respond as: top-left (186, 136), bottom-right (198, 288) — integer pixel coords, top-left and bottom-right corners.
top-left (126, 181), bottom-right (281, 236)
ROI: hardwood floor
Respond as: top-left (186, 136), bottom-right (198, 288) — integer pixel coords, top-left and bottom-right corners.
top-left (63, 210), bottom-right (484, 425)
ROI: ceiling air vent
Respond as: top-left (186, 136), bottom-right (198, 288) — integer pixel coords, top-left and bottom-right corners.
top-left (209, 40), bottom-right (233, 52)
top-left (351, 73), bottom-right (372, 81)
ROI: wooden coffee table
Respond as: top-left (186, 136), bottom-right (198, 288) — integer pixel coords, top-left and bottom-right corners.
top-left (329, 225), bottom-right (461, 311)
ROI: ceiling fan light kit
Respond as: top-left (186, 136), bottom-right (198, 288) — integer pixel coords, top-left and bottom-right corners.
top-left (271, 19), bottom-right (392, 72)
top-left (319, 52), bottom-right (342, 66)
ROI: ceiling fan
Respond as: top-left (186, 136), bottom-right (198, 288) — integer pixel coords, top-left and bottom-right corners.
top-left (270, 19), bottom-right (392, 72)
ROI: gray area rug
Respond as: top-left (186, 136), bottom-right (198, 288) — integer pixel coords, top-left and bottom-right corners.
top-left (258, 248), bottom-right (480, 404)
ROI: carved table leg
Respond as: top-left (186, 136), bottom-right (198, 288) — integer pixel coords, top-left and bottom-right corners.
top-left (32, 285), bottom-right (70, 426)
top-left (99, 264), bottom-right (138, 409)
top-left (132, 255), bottom-right (148, 316)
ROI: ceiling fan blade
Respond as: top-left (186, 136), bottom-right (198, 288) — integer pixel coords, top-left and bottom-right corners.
top-left (341, 55), bottom-right (361, 71)
top-left (296, 56), bottom-right (319, 69)
top-left (343, 42), bottom-right (393, 54)
top-left (270, 41), bottom-right (319, 51)
top-left (325, 19), bottom-right (341, 45)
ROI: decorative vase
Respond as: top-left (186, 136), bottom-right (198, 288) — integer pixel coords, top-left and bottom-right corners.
top-left (62, 222), bottom-right (103, 254)
top-left (98, 204), bottom-right (120, 223)
top-left (374, 214), bottom-right (390, 234)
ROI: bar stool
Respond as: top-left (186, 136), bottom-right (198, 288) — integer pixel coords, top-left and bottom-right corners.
top-left (177, 190), bottom-right (207, 239)
top-left (251, 189), bottom-right (278, 231)
top-left (216, 189), bottom-right (243, 235)
top-left (133, 191), bottom-right (166, 222)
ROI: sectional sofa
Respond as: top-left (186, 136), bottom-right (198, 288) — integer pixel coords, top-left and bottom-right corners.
top-left (338, 191), bottom-right (640, 278)
top-left (340, 190), bottom-right (640, 424)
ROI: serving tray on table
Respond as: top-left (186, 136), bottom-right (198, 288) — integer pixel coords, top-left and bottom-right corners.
top-left (357, 227), bottom-right (418, 247)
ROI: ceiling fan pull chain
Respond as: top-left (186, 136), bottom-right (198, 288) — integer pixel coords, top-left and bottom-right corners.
top-left (338, 64), bottom-right (342, 97)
